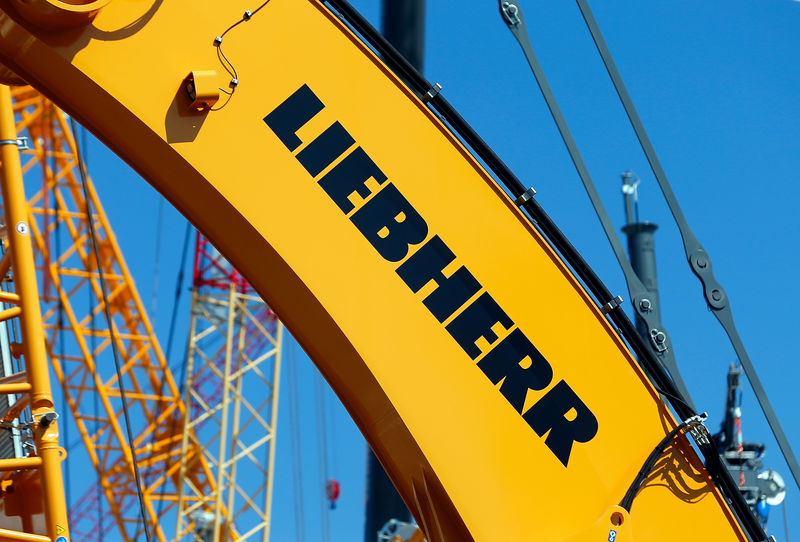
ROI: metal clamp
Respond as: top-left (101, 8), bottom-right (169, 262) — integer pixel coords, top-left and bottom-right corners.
top-left (422, 83), bottom-right (442, 103)
top-left (0, 137), bottom-right (29, 150)
top-left (649, 328), bottom-right (668, 352)
top-left (686, 413), bottom-right (710, 447)
top-left (33, 411), bottom-right (59, 428)
top-left (501, 1), bottom-right (522, 26)
top-left (600, 295), bottom-right (624, 314)
top-left (513, 187), bottom-right (536, 207)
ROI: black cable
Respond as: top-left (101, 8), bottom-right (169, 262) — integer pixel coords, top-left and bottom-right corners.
top-left (287, 344), bottom-right (307, 542)
top-left (152, 337), bottom-right (189, 521)
top-left (148, 220), bottom-right (193, 520)
top-left (151, 198), bottom-right (163, 327)
top-left (209, 1), bottom-right (273, 112)
top-left (70, 117), bottom-right (152, 542)
top-left (74, 123), bottom-right (104, 541)
top-left (165, 222), bottom-right (192, 364)
top-left (88, 245), bottom-right (104, 541)
top-left (620, 415), bottom-right (705, 512)
top-left (783, 499), bottom-right (790, 542)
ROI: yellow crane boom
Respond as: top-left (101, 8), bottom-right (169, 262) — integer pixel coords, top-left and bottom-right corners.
top-left (0, 1), bottom-right (773, 540)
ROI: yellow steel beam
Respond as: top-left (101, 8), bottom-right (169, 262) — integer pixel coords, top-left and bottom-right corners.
top-left (0, 83), bottom-right (69, 542)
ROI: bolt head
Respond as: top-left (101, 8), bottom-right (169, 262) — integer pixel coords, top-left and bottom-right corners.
top-left (712, 289), bottom-right (722, 302)
top-left (15, 222), bottom-right (28, 235)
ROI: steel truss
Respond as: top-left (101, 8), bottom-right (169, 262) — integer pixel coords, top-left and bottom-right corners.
top-left (176, 234), bottom-right (282, 542)
top-left (12, 87), bottom-right (216, 542)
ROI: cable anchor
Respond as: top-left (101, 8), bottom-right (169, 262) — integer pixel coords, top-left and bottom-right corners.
top-left (649, 328), bottom-right (668, 353)
top-left (33, 412), bottom-right (59, 428)
top-left (500, 1), bottom-right (521, 26)
top-left (0, 137), bottom-right (29, 150)
top-left (422, 83), bottom-right (442, 103)
top-left (600, 295), bottom-right (623, 314)
top-left (514, 187), bottom-right (536, 207)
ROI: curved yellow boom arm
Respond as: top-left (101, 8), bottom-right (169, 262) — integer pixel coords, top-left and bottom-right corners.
top-left (0, 1), bottom-right (746, 540)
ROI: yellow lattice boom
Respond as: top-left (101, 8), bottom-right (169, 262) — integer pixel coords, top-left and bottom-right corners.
top-left (12, 86), bottom-right (218, 542)
top-left (176, 235), bottom-right (282, 542)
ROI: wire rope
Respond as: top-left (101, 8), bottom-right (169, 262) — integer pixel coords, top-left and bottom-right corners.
top-left (314, 372), bottom-right (331, 542)
top-left (286, 343), bottom-right (307, 542)
top-left (88, 241), bottom-right (104, 540)
top-left (783, 498), bottom-right (790, 542)
top-left (70, 117), bottom-right (152, 542)
top-left (150, 198), bottom-right (163, 327)
top-left (165, 223), bottom-right (192, 364)
top-left (326, 386), bottom-right (338, 478)
top-left (147, 220), bottom-right (192, 520)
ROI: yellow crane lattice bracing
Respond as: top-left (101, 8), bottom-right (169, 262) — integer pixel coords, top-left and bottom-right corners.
top-left (11, 86), bottom-right (218, 542)
top-left (176, 236), bottom-right (282, 542)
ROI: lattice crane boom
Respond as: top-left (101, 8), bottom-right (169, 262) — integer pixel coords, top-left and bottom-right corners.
top-left (175, 234), bottom-right (282, 542)
top-left (12, 86), bottom-right (218, 542)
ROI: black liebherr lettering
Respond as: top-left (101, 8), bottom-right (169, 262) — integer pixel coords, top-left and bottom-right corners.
top-left (265, 84), bottom-right (598, 466)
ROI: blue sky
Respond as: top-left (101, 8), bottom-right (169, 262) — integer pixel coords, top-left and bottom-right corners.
top-left (61, 1), bottom-right (800, 540)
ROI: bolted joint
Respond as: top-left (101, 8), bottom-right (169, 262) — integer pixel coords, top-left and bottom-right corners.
top-left (38, 412), bottom-right (57, 428)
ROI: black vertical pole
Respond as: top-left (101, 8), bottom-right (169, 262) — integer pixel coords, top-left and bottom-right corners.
top-left (622, 222), bottom-right (661, 336)
top-left (381, 0), bottom-right (426, 72)
top-left (620, 173), bottom-right (663, 340)
top-left (363, 3), bottom-right (425, 542)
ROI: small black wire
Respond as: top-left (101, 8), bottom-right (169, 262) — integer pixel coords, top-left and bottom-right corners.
top-left (209, 1), bottom-right (273, 111)
top-left (69, 116), bottom-right (152, 542)
top-left (152, 221), bottom-right (193, 520)
top-left (165, 223), bottom-right (192, 363)
top-left (782, 498), bottom-right (790, 542)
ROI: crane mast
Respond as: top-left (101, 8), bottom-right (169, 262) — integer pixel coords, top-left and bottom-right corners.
top-left (11, 86), bottom-right (218, 542)
top-left (175, 233), bottom-right (282, 542)
top-left (0, 83), bottom-right (69, 542)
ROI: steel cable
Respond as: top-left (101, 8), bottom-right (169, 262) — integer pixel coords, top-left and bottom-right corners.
top-left (70, 117), bottom-right (152, 542)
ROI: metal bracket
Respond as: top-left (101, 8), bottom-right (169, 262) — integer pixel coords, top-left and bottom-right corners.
top-left (422, 83), bottom-right (442, 103)
top-left (33, 411), bottom-right (58, 428)
top-left (600, 295), bottom-right (624, 314)
top-left (649, 328), bottom-right (668, 352)
top-left (513, 187), bottom-right (536, 207)
top-left (686, 413), bottom-right (711, 448)
top-left (500, 1), bottom-right (522, 26)
top-left (0, 137), bottom-right (29, 150)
